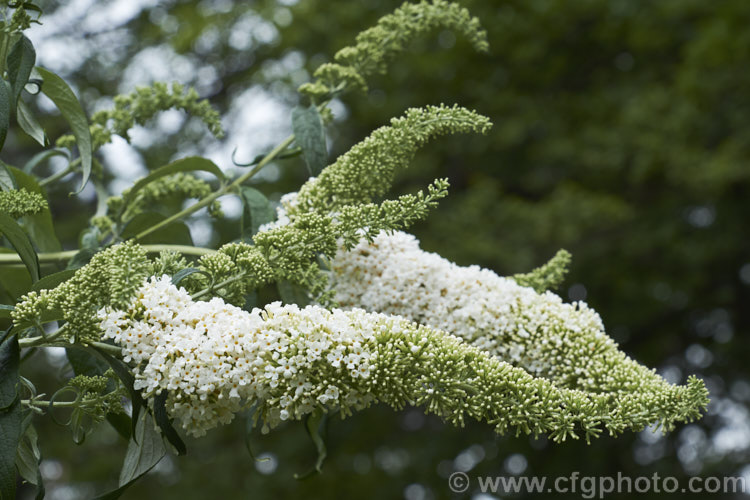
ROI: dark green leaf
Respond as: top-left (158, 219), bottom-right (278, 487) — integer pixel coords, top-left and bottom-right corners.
top-left (0, 305), bottom-right (12, 320)
top-left (291, 104), bottom-right (327, 176)
top-left (9, 166), bottom-right (62, 253)
top-left (0, 400), bottom-right (21, 500)
top-left (171, 267), bottom-right (207, 286)
top-left (93, 348), bottom-right (144, 440)
top-left (121, 212), bottom-right (193, 245)
top-left (66, 347), bottom-right (109, 377)
top-left (118, 411), bottom-right (166, 486)
top-left (105, 413), bottom-right (132, 442)
top-left (0, 80), bottom-right (10, 152)
top-left (153, 391), bottom-right (186, 455)
top-left (242, 406), bottom-right (268, 462)
top-left (7, 36), bottom-right (36, 107)
top-left (37, 66), bottom-right (92, 194)
top-left (66, 248), bottom-right (97, 270)
top-left (0, 162), bottom-right (15, 191)
top-left (0, 212), bottom-right (40, 283)
top-left (80, 226), bottom-right (100, 250)
top-left (0, 335), bottom-right (20, 500)
top-left (0, 334), bottom-right (19, 409)
top-left (277, 280), bottom-right (311, 307)
top-left (242, 291), bottom-right (257, 312)
top-left (31, 269), bottom-right (75, 292)
top-left (240, 186), bottom-right (274, 239)
top-left (15, 419), bottom-right (42, 492)
top-left (122, 156), bottom-right (225, 210)
top-left (16, 100), bottom-right (46, 146)
top-left (93, 411), bottom-right (166, 500)
top-left (294, 411), bottom-right (327, 479)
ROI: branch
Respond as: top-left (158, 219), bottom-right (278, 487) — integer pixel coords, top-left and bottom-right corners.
top-left (0, 244), bottom-right (216, 265)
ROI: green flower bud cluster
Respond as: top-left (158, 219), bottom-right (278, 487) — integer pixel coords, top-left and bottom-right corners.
top-left (291, 105), bottom-right (491, 215)
top-left (513, 249), bottom-right (572, 292)
top-left (186, 213), bottom-right (337, 304)
top-left (0, 188), bottom-right (48, 219)
top-left (199, 180), bottom-right (456, 305)
top-left (9, 4), bottom-right (33, 32)
top-left (12, 242), bottom-right (151, 341)
top-left (108, 172), bottom-right (223, 222)
top-left (67, 370), bottom-right (126, 418)
top-left (299, 0), bottom-right (488, 99)
top-left (57, 82), bottom-right (224, 152)
top-left (149, 250), bottom-right (189, 277)
top-left (335, 178), bottom-right (450, 249)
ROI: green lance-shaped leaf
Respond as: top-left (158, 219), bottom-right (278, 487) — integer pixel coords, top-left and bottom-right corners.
top-left (0, 212), bottom-right (40, 283)
top-left (239, 186), bottom-right (274, 239)
top-left (31, 269), bottom-right (76, 292)
top-left (277, 279), bottom-right (311, 307)
top-left (7, 35), bottom-right (36, 109)
top-left (17, 100), bottom-right (46, 146)
top-left (0, 162), bottom-right (15, 191)
top-left (93, 411), bottom-right (166, 500)
top-left (15, 415), bottom-right (44, 499)
top-left (0, 80), bottom-right (10, 152)
top-left (294, 410), bottom-right (328, 479)
top-left (37, 67), bottom-right (92, 194)
top-left (292, 104), bottom-right (327, 176)
top-left (153, 391), bottom-right (186, 455)
top-left (0, 334), bottom-right (20, 500)
top-left (122, 156), bottom-right (225, 211)
top-left (0, 305), bottom-right (12, 320)
top-left (171, 267), bottom-right (211, 287)
top-left (94, 348), bottom-right (145, 441)
top-left (0, 334), bottom-right (19, 410)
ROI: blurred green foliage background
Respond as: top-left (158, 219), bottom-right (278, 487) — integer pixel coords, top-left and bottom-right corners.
top-left (6, 0), bottom-right (750, 498)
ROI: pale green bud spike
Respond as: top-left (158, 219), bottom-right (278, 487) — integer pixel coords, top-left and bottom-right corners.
top-left (513, 249), bottom-right (572, 292)
top-left (13, 241), bottom-right (151, 342)
top-left (302, 0), bottom-right (489, 97)
top-left (292, 104), bottom-right (491, 215)
top-left (57, 82), bottom-right (224, 152)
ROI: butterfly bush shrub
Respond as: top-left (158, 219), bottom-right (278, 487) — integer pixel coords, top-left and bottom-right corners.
top-left (0, 1), bottom-right (708, 497)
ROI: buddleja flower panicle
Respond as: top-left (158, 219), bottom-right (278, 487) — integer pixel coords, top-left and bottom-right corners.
top-left (330, 230), bottom-right (710, 433)
top-left (98, 276), bottom-right (703, 442)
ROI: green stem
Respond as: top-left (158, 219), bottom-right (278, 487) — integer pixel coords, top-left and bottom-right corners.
top-left (17, 337), bottom-right (123, 356)
top-left (133, 134), bottom-right (296, 242)
top-left (22, 399), bottom-right (78, 408)
top-left (0, 30), bottom-right (8, 77)
top-left (18, 327), bottom-right (66, 348)
top-left (0, 244), bottom-right (216, 265)
top-left (39, 159), bottom-right (79, 187)
top-left (192, 273), bottom-right (247, 300)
